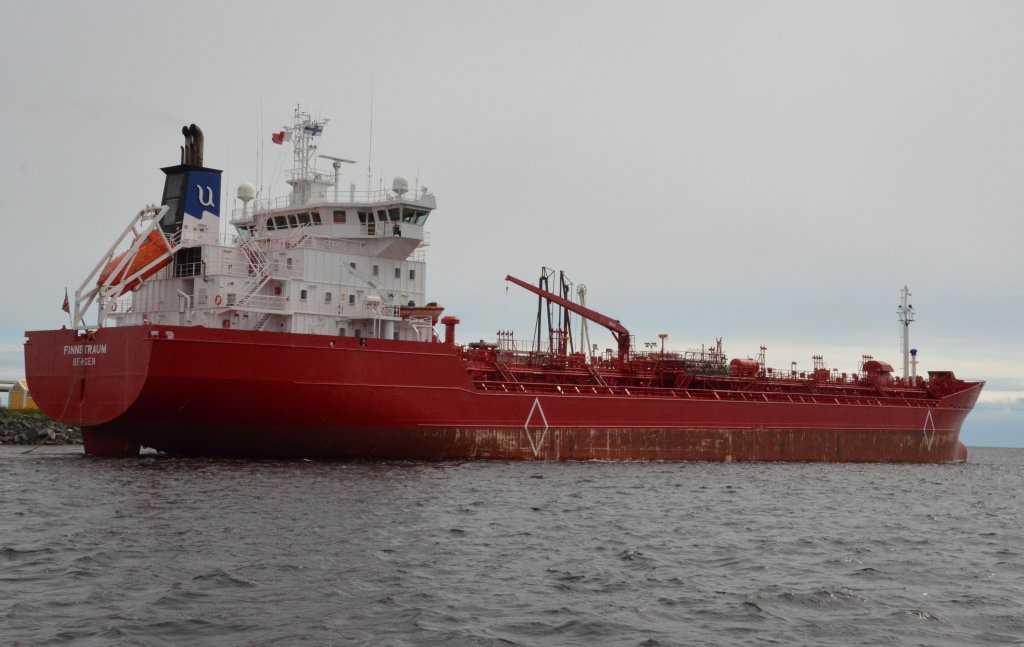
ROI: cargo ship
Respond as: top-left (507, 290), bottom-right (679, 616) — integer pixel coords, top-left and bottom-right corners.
top-left (24, 108), bottom-right (983, 461)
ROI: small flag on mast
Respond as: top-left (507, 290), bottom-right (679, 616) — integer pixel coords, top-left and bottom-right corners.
top-left (271, 131), bottom-right (286, 145)
top-left (62, 288), bottom-right (70, 314)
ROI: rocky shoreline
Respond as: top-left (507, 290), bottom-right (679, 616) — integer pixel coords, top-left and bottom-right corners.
top-left (0, 410), bottom-right (82, 445)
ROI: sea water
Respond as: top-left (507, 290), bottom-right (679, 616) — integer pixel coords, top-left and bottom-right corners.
top-left (2, 446), bottom-right (1022, 646)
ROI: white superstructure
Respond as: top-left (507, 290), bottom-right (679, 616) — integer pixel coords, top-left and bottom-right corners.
top-left (102, 107), bottom-right (438, 341)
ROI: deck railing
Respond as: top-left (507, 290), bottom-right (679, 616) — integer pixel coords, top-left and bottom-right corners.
top-left (231, 187), bottom-right (434, 222)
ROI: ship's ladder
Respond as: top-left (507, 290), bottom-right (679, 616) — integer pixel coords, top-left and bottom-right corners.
top-left (284, 222), bottom-right (313, 249)
top-left (587, 364), bottom-right (609, 387)
top-left (253, 312), bottom-right (273, 331)
top-left (495, 361), bottom-right (520, 384)
top-left (236, 236), bottom-right (271, 307)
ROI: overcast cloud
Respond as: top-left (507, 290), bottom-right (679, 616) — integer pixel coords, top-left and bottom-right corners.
top-left (1, 1), bottom-right (1020, 446)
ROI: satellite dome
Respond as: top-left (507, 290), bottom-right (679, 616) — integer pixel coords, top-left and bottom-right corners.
top-left (237, 182), bottom-right (256, 202)
top-left (392, 175), bottom-right (409, 196)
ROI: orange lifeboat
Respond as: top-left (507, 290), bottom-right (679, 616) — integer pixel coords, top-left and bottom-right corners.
top-left (97, 230), bottom-right (172, 297)
top-left (400, 301), bottom-right (445, 324)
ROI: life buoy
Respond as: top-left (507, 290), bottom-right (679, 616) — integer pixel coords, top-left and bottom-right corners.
top-left (214, 294), bottom-right (223, 306)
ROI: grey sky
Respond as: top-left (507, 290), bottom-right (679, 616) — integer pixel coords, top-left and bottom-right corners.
top-left (1, 1), bottom-right (1021, 445)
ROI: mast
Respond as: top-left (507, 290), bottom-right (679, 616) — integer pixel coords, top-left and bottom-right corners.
top-left (577, 284), bottom-right (592, 361)
top-left (897, 286), bottom-right (914, 380)
top-left (532, 268), bottom-right (555, 354)
top-left (558, 271), bottom-right (574, 355)
top-left (281, 106), bottom-right (329, 206)
top-left (367, 86), bottom-right (374, 196)
top-left (289, 105), bottom-right (327, 179)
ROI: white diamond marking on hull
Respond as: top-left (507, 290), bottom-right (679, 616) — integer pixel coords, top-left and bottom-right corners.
top-left (524, 397), bottom-right (549, 458)
top-left (922, 410), bottom-right (936, 451)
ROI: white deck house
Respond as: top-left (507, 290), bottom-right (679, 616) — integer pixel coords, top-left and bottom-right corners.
top-left (97, 108), bottom-right (438, 341)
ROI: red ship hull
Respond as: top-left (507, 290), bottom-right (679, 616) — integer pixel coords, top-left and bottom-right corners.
top-left (25, 325), bottom-right (981, 462)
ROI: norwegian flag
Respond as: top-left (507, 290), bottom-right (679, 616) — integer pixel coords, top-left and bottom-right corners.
top-left (271, 131), bottom-right (285, 145)
top-left (62, 288), bottom-right (70, 314)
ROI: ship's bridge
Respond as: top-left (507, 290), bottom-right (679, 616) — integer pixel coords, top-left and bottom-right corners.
top-left (230, 187), bottom-right (435, 261)
top-left (229, 105), bottom-right (435, 260)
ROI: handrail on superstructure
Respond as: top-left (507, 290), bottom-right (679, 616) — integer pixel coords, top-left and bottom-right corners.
top-left (504, 274), bottom-right (631, 367)
top-left (230, 187), bottom-right (436, 222)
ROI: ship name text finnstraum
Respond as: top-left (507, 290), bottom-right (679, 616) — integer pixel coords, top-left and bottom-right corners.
top-left (63, 344), bottom-right (108, 366)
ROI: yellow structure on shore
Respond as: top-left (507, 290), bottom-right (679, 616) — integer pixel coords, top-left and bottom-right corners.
top-left (9, 380), bottom-right (38, 410)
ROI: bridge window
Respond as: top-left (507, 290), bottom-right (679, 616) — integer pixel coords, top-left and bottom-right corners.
top-left (333, 210), bottom-right (346, 224)
top-left (266, 217), bottom-right (276, 230)
top-left (311, 212), bottom-right (322, 224)
top-left (401, 209), bottom-right (430, 225)
top-left (297, 213), bottom-right (311, 226)
top-left (388, 207), bottom-right (400, 221)
top-left (401, 210), bottom-right (430, 226)
top-left (274, 216), bottom-right (287, 228)
top-left (287, 215), bottom-right (298, 227)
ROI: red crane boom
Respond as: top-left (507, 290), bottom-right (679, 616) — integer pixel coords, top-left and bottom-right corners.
top-left (504, 274), bottom-right (632, 366)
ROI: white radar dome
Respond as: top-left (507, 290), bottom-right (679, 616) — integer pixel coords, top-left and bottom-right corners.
top-left (392, 175), bottom-right (409, 196)
top-left (237, 182), bottom-right (256, 202)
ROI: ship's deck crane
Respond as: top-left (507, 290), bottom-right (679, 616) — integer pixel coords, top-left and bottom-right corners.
top-left (505, 274), bottom-right (631, 367)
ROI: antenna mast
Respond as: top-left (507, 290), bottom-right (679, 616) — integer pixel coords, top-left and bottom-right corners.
top-left (897, 286), bottom-right (914, 380)
top-left (367, 82), bottom-right (374, 196)
top-left (272, 106), bottom-right (329, 206)
top-left (287, 105), bottom-right (328, 179)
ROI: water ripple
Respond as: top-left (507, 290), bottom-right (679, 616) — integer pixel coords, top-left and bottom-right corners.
top-left (2, 446), bottom-right (1023, 646)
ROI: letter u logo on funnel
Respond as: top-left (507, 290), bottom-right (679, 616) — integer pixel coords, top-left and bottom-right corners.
top-left (196, 185), bottom-right (215, 207)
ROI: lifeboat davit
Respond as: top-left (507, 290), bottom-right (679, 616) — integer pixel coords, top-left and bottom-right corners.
top-left (97, 230), bottom-right (172, 297)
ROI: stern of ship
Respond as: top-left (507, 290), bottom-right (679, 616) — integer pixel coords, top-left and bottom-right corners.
top-left (24, 326), bottom-right (153, 456)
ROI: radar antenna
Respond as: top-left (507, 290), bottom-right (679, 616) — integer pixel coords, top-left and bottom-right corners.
top-left (319, 155), bottom-right (356, 201)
